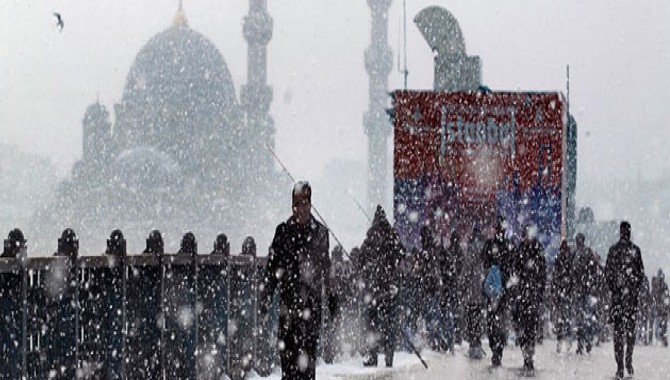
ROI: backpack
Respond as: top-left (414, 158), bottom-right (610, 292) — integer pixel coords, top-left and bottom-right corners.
top-left (484, 264), bottom-right (503, 301)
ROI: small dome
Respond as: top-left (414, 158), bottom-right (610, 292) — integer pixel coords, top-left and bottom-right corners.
top-left (112, 146), bottom-right (180, 191)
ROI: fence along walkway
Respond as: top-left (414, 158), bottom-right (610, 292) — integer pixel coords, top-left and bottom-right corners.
top-left (0, 251), bottom-right (278, 380)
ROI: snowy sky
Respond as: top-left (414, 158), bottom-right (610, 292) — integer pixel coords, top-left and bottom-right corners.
top-left (2, 0), bottom-right (669, 182)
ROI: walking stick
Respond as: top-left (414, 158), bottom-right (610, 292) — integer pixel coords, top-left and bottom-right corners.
top-left (401, 327), bottom-right (429, 369)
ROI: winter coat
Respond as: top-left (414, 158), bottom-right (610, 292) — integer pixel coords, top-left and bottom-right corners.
top-left (651, 273), bottom-right (670, 315)
top-left (605, 238), bottom-right (645, 320)
top-left (481, 233), bottom-right (514, 307)
top-left (461, 233), bottom-right (486, 305)
top-left (572, 246), bottom-right (600, 302)
top-left (551, 242), bottom-right (574, 305)
top-left (442, 235), bottom-right (463, 307)
top-left (513, 238), bottom-right (547, 308)
top-left (418, 242), bottom-right (442, 298)
top-left (637, 275), bottom-right (652, 320)
top-left (359, 206), bottom-right (403, 304)
top-left (261, 215), bottom-right (331, 338)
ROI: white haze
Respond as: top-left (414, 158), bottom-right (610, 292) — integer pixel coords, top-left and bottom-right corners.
top-left (1, 1), bottom-right (669, 269)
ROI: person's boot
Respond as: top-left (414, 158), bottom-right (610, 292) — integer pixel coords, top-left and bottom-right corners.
top-left (385, 352), bottom-right (394, 368)
top-left (615, 367), bottom-right (624, 379)
top-left (625, 343), bottom-right (634, 375)
top-left (522, 358), bottom-right (535, 376)
top-left (626, 355), bottom-right (634, 376)
top-left (491, 354), bottom-right (502, 367)
top-left (363, 355), bottom-right (377, 367)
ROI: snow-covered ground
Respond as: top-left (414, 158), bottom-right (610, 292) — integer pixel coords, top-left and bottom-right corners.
top-left (250, 341), bottom-right (669, 379)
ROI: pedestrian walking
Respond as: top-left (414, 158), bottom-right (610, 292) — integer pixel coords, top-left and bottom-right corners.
top-left (259, 181), bottom-right (331, 380)
top-left (605, 221), bottom-right (645, 379)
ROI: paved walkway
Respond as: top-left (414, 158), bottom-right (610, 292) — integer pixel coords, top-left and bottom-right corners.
top-left (251, 340), bottom-right (670, 379)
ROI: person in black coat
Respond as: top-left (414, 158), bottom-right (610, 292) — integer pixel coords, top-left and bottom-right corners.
top-left (323, 244), bottom-right (347, 363)
top-left (605, 221), bottom-right (645, 379)
top-left (444, 231), bottom-right (464, 347)
top-left (259, 182), bottom-right (331, 380)
top-left (512, 224), bottom-right (547, 375)
top-left (481, 216), bottom-right (514, 368)
top-left (551, 240), bottom-right (574, 353)
top-left (461, 226), bottom-right (486, 358)
top-left (651, 268), bottom-right (669, 346)
top-left (419, 225), bottom-right (448, 352)
top-left (360, 205), bottom-right (403, 367)
top-left (572, 233), bottom-right (600, 354)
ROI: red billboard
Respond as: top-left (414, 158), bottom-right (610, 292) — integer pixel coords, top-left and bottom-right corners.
top-left (393, 91), bottom-right (567, 257)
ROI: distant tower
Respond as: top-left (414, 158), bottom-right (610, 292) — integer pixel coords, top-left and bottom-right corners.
top-left (241, 0), bottom-right (274, 195)
top-left (82, 101), bottom-right (111, 176)
top-left (364, 0), bottom-right (393, 212)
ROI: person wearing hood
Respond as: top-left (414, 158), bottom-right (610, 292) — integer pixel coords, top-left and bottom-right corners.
top-left (605, 221), bottom-right (645, 379)
top-left (552, 239), bottom-right (575, 353)
top-left (359, 205), bottom-right (403, 367)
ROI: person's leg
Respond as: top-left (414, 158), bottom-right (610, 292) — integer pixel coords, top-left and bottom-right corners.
top-left (575, 299), bottom-right (586, 354)
top-left (613, 318), bottom-right (625, 377)
top-left (304, 322), bottom-right (319, 380)
top-left (280, 329), bottom-right (299, 380)
top-left (382, 298), bottom-right (397, 367)
top-left (465, 304), bottom-right (478, 346)
top-left (625, 315), bottom-right (637, 375)
top-left (519, 308), bottom-right (538, 370)
top-left (661, 312), bottom-right (668, 346)
top-left (487, 305), bottom-right (504, 366)
top-left (363, 305), bottom-right (379, 366)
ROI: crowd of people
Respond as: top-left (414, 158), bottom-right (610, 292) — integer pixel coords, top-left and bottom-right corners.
top-left (1, 181), bottom-right (668, 379)
top-left (257, 182), bottom-right (670, 380)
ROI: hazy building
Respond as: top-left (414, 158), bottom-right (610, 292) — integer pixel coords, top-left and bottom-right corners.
top-left (34, 3), bottom-right (283, 254)
top-left (364, 0), bottom-right (394, 213)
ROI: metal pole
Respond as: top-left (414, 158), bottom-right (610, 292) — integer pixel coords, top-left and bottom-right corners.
top-left (265, 144), bottom-right (352, 259)
top-left (20, 246), bottom-right (27, 379)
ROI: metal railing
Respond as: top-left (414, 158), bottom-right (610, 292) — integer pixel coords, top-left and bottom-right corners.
top-left (0, 249), bottom-right (277, 380)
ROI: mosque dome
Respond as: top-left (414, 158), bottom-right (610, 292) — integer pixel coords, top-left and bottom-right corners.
top-left (122, 24), bottom-right (237, 108)
top-left (115, 17), bottom-right (241, 169)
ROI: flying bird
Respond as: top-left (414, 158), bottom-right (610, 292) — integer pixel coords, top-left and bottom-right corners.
top-left (53, 12), bottom-right (64, 32)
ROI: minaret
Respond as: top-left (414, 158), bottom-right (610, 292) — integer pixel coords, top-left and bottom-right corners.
top-left (241, 0), bottom-right (274, 193)
top-left (82, 101), bottom-right (112, 179)
top-left (364, 0), bottom-right (393, 212)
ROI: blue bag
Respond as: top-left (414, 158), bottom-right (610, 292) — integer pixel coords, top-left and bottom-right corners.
top-left (484, 264), bottom-right (503, 301)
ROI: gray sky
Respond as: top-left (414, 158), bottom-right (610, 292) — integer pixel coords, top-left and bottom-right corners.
top-left (2, 1), bottom-right (669, 215)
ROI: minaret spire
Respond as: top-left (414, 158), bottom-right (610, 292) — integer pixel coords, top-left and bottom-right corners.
top-left (173, 0), bottom-right (188, 28)
top-left (241, 0), bottom-right (274, 198)
top-left (365, 0), bottom-right (393, 213)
